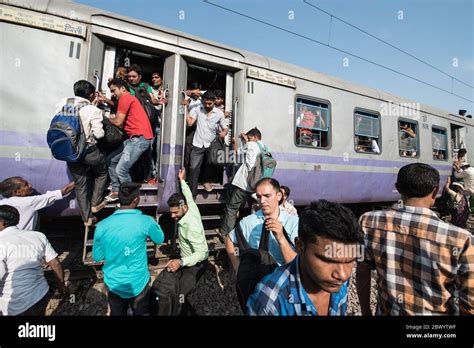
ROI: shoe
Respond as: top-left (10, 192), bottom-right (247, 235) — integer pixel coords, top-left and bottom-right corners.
top-left (84, 216), bottom-right (98, 227)
top-left (104, 192), bottom-right (119, 203)
top-left (145, 178), bottom-right (157, 185)
top-left (91, 201), bottom-right (106, 213)
top-left (203, 182), bottom-right (213, 192)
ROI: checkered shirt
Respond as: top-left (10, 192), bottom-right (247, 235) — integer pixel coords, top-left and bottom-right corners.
top-left (359, 203), bottom-right (474, 315)
top-left (246, 256), bottom-right (349, 316)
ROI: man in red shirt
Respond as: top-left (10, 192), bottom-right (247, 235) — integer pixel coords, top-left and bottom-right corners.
top-left (105, 78), bottom-right (154, 202)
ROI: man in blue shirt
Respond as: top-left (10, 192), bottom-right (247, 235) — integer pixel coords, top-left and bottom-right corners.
top-left (247, 200), bottom-right (363, 316)
top-left (225, 178), bottom-right (299, 270)
top-left (93, 182), bottom-right (164, 316)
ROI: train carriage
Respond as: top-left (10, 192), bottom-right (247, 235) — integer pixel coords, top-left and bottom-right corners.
top-left (1, 0), bottom-right (472, 218)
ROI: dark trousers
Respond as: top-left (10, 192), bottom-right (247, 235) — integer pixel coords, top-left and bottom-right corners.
top-left (151, 261), bottom-right (207, 316)
top-left (188, 146), bottom-right (208, 197)
top-left (17, 292), bottom-right (49, 316)
top-left (184, 128), bottom-right (195, 171)
top-left (67, 146), bottom-right (108, 222)
top-left (221, 185), bottom-right (249, 236)
top-left (108, 283), bottom-right (151, 316)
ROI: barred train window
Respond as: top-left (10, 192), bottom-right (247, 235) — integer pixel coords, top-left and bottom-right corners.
top-left (398, 120), bottom-right (419, 157)
top-left (295, 97), bottom-right (330, 149)
top-left (354, 110), bottom-right (381, 154)
top-left (432, 127), bottom-right (447, 161)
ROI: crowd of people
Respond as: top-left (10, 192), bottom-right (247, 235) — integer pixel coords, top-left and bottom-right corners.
top-left (0, 68), bottom-right (473, 316)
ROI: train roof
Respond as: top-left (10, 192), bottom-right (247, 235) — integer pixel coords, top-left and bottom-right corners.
top-left (2, 0), bottom-right (471, 123)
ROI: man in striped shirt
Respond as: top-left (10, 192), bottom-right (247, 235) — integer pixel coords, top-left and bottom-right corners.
top-left (247, 200), bottom-right (363, 316)
top-left (357, 163), bottom-right (474, 315)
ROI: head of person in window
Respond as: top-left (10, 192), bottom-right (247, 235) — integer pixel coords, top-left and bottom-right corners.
top-left (400, 124), bottom-right (416, 138)
top-left (300, 110), bottom-right (316, 128)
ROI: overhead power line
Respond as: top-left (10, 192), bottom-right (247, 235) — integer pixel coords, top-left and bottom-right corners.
top-left (202, 0), bottom-right (474, 104)
top-left (303, 0), bottom-right (474, 90)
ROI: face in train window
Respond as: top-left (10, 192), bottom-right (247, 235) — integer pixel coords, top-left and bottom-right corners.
top-left (354, 111), bottom-right (381, 154)
top-left (398, 120), bottom-right (419, 157)
top-left (432, 127), bottom-right (447, 161)
top-left (295, 97), bottom-right (330, 149)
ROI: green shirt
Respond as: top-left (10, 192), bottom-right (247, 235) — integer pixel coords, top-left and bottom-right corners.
top-left (129, 82), bottom-right (153, 96)
top-left (178, 180), bottom-right (209, 267)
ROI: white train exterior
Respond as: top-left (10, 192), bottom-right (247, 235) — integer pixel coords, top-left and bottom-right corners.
top-left (1, 0), bottom-right (472, 215)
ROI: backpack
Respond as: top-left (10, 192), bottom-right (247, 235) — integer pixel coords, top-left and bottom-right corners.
top-left (247, 142), bottom-right (277, 191)
top-left (46, 98), bottom-right (88, 162)
top-left (235, 223), bottom-right (278, 313)
top-left (150, 269), bottom-right (182, 316)
top-left (97, 115), bottom-right (125, 152)
top-left (129, 82), bottom-right (160, 126)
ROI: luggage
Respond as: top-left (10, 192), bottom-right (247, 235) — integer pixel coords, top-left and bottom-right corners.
top-left (47, 98), bottom-right (88, 162)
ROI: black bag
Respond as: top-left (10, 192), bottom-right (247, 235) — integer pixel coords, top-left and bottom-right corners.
top-left (130, 82), bottom-right (160, 126)
top-left (235, 223), bottom-right (278, 313)
top-left (150, 270), bottom-right (182, 316)
top-left (207, 137), bottom-right (227, 166)
top-left (97, 116), bottom-right (125, 152)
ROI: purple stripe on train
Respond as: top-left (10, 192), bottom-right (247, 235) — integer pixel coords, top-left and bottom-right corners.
top-left (272, 152), bottom-right (452, 172)
top-left (0, 131), bottom-right (48, 147)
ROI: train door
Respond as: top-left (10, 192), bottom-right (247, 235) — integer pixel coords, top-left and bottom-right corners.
top-left (92, 42), bottom-right (167, 183)
top-left (451, 123), bottom-right (467, 158)
top-left (178, 59), bottom-right (235, 190)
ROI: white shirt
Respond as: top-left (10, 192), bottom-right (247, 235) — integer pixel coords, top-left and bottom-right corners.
top-left (232, 141), bottom-right (263, 192)
top-left (454, 166), bottom-right (474, 195)
top-left (371, 139), bottom-right (380, 154)
top-left (189, 105), bottom-right (228, 148)
top-left (0, 226), bottom-right (58, 315)
top-left (56, 97), bottom-right (104, 145)
top-left (0, 190), bottom-right (63, 230)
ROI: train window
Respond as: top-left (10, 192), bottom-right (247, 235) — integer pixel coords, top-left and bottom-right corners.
top-left (398, 119), bottom-right (419, 157)
top-left (295, 97), bottom-right (330, 149)
top-left (354, 110), bottom-right (381, 154)
top-left (432, 127), bottom-right (448, 161)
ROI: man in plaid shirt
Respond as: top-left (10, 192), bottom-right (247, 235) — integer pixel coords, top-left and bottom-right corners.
top-left (247, 200), bottom-right (364, 315)
top-left (357, 163), bottom-right (474, 315)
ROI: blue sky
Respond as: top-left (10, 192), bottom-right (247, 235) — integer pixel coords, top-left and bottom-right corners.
top-left (76, 0), bottom-right (473, 114)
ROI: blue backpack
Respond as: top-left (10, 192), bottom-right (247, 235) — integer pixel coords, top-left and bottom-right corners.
top-left (47, 98), bottom-right (88, 162)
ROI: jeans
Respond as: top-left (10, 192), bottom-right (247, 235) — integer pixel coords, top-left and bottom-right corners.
top-left (107, 136), bottom-right (152, 192)
top-left (67, 146), bottom-right (108, 221)
top-left (147, 125), bottom-right (161, 179)
top-left (108, 283), bottom-right (151, 316)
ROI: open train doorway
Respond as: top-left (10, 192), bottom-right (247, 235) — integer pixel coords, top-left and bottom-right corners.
top-left (99, 45), bottom-right (167, 185)
top-left (182, 61), bottom-right (235, 195)
top-left (451, 123), bottom-right (466, 160)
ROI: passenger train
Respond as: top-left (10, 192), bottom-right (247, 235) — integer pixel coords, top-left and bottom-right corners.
top-left (1, 0), bottom-right (473, 216)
